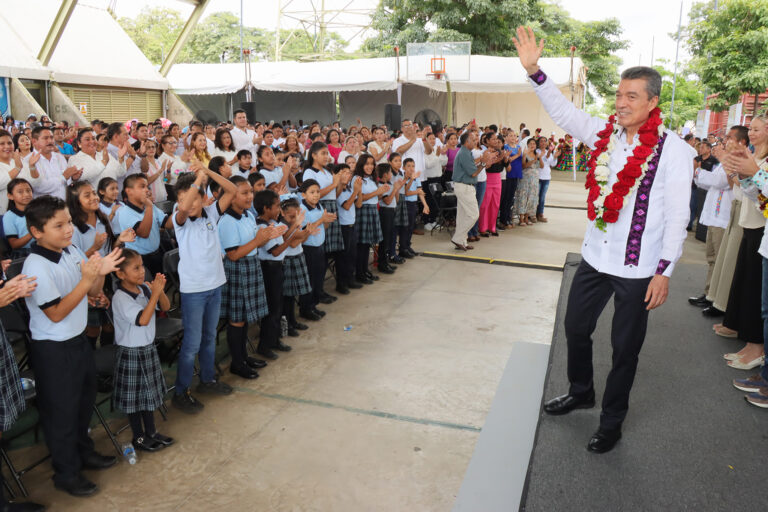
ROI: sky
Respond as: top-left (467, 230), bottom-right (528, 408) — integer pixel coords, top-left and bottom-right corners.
top-left (103, 0), bottom-right (694, 71)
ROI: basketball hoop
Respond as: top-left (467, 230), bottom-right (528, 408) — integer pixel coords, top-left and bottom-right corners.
top-left (426, 73), bottom-right (444, 80)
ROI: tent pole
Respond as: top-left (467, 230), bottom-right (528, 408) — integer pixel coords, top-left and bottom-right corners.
top-left (445, 76), bottom-right (452, 128)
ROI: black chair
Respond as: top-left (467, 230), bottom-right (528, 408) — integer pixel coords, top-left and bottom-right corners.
top-left (0, 303), bottom-right (31, 370)
top-left (428, 182), bottom-right (457, 235)
top-left (91, 344), bottom-right (124, 457)
top-left (5, 258), bottom-right (26, 280)
top-left (154, 200), bottom-right (175, 216)
top-left (1, 369), bottom-right (51, 497)
top-left (162, 249), bottom-right (181, 309)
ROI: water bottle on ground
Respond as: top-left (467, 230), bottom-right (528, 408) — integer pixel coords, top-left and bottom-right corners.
top-left (122, 443), bottom-right (137, 465)
top-left (281, 315), bottom-right (288, 337)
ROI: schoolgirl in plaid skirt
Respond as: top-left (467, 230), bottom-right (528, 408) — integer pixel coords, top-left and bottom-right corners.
top-left (388, 153), bottom-right (409, 261)
top-left (352, 155), bottom-right (386, 282)
top-left (0, 322), bottom-right (25, 432)
top-left (279, 197), bottom-right (314, 331)
top-left (112, 249), bottom-right (174, 452)
top-left (302, 142), bottom-right (345, 253)
top-left (218, 176), bottom-right (285, 377)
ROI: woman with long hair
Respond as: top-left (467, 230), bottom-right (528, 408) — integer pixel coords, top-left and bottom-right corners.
top-left (514, 137), bottom-right (541, 226)
top-left (190, 132), bottom-right (211, 166)
top-left (212, 128), bottom-right (238, 165)
top-left (0, 130), bottom-right (22, 214)
top-left (12, 132), bottom-right (32, 159)
top-left (326, 129), bottom-right (343, 164)
top-left (140, 138), bottom-right (168, 202)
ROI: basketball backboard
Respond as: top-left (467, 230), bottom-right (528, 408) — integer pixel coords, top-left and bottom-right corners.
top-left (406, 42), bottom-right (471, 81)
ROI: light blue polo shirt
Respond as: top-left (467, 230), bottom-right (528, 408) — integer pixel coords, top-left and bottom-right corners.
top-left (2, 207), bottom-right (32, 248)
top-left (71, 218), bottom-right (110, 257)
top-left (302, 168), bottom-right (336, 200)
top-left (173, 202), bottom-right (226, 293)
top-left (112, 284), bottom-right (156, 348)
top-left (393, 171), bottom-right (406, 196)
top-left (378, 181), bottom-right (396, 209)
top-left (259, 167), bottom-right (283, 188)
top-left (99, 200), bottom-right (123, 234)
top-left (218, 208), bottom-right (258, 256)
top-left (23, 243), bottom-right (88, 341)
top-left (336, 186), bottom-right (356, 226)
top-left (256, 218), bottom-right (286, 261)
top-left (115, 201), bottom-right (166, 255)
top-left (405, 177), bottom-right (421, 203)
top-left (360, 176), bottom-right (379, 206)
top-left (300, 200), bottom-right (325, 247)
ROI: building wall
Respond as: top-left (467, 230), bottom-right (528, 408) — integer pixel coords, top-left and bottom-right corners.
top-left (50, 84), bottom-right (88, 125)
top-left (167, 91), bottom-right (194, 126)
top-left (9, 77), bottom-right (45, 120)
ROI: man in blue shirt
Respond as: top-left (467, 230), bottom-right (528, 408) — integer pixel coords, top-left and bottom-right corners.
top-left (53, 126), bottom-right (75, 160)
top-left (451, 131), bottom-right (491, 251)
top-left (500, 131), bottom-right (523, 228)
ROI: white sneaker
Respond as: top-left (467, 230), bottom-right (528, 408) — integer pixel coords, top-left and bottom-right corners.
top-left (424, 222), bottom-right (436, 231)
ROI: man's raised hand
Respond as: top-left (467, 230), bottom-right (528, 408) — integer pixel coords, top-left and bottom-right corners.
top-left (512, 26), bottom-right (544, 75)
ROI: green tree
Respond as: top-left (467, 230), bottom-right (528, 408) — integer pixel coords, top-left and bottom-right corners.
top-left (537, 3), bottom-right (627, 103)
top-left (118, 7), bottom-right (185, 64)
top-left (654, 60), bottom-right (705, 130)
top-left (362, 0), bottom-right (627, 104)
top-left (685, 0), bottom-right (768, 113)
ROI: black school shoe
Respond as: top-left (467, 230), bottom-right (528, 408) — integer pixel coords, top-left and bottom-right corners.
top-left (81, 452), bottom-right (117, 470)
top-left (313, 307), bottom-right (326, 317)
top-left (230, 365), bottom-right (259, 379)
top-left (275, 340), bottom-right (292, 352)
top-left (335, 285), bottom-right (350, 295)
top-left (398, 251), bottom-right (415, 259)
top-left (54, 474), bottom-right (98, 497)
top-left (364, 271), bottom-right (379, 281)
top-left (300, 309), bottom-right (322, 321)
top-left (172, 390), bottom-right (204, 414)
top-left (389, 255), bottom-right (406, 264)
top-left (134, 435), bottom-right (164, 452)
top-left (151, 432), bottom-right (175, 446)
top-left (1, 499), bottom-right (46, 511)
top-left (246, 356), bottom-right (267, 369)
top-left (378, 263), bottom-right (395, 275)
top-left (290, 321), bottom-right (309, 330)
top-left (347, 280), bottom-right (363, 289)
top-left (257, 349), bottom-right (279, 360)
top-left (355, 275), bottom-right (373, 285)
top-left (196, 379), bottom-right (233, 395)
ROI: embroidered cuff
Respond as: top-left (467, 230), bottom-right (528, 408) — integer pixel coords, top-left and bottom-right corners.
top-left (528, 69), bottom-right (548, 86)
top-left (655, 259), bottom-right (671, 275)
top-left (749, 168), bottom-right (768, 193)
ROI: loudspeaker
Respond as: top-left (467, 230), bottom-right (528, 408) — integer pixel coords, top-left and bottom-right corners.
top-left (384, 103), bottom-right (401, 132)
top-left (240, 102), bottom-right (257, 125)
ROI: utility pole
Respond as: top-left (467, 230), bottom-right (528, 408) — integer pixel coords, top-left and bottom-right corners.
top-left (669, 1), bottom-right (683, 125)
top-left (239, 0), bottom-right (244, 63)
top-left (650, 36), bottom-right (654, 67)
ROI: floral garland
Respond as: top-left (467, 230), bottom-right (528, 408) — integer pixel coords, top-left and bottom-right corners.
top-left (754, 159), bottom-right (768, 218)
top-left (585, 107), bottom-right (665, 231)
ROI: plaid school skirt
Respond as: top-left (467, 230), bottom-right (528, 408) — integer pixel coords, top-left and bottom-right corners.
top-left (0, 326), bottom-right (24, 431)
top-left (283, 254), bottom-right (312, 297)
top-left (394, 197), bottom-right (409, 226)
top-left (356, 204), bottom-right (383, 245)
top-left (113, 344), bottom-right (167, 414)
top-left (321, 200), bottom-right (345, 253)
top-left (222, 255), bottom-right (269, 323)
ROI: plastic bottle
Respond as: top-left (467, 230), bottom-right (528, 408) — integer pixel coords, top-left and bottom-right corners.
top-left (281, 315), bottom-right (288, 337)
top-left (122, 443), bottom-right (137, 465)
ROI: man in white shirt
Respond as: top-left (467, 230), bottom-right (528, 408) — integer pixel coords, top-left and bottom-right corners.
top-left (106, 122), bottom-right (139, 191)
top-left (26, 126), bottom-right (82, 199)
top-left (536, 136), bottom-right (559, 222)
top-left (392, 119), bottom-right (431, 176)
top-left (204, 123), bottom-right (216, 154)
top-left (230, 110), bottom-right (260, 164)
top-left (515, 27), bottom-right (692, 453)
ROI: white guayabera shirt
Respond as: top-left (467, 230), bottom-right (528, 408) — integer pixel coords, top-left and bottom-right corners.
top-left (529, 70), bottom-right (693, 279)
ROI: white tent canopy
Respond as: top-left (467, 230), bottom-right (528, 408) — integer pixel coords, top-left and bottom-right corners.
top-left (0, 16), bottom-right (50, 80)
top-left (168, 56), bottom-right (584, 95)
top-left (0, 0), bottom-right (167, 90)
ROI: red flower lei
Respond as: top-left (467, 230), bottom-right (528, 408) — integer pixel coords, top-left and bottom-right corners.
top-left (585, 107), bottom-right (664, 231)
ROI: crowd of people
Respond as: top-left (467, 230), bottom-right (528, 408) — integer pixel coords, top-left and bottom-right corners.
top-left (0, 110), bottom-right (576, 510)
top-left (685, 119), bottom-right (768, 410)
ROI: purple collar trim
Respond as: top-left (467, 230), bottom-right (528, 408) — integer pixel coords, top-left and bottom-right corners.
top-left (624, 132), bottom-right (668, 267)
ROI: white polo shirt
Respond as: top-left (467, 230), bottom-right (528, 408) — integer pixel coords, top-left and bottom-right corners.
top-left (112, 284), bottom-right (156, 348)
top-left (230, 127), bottom-right (258, 163)
top-left (172, 202), bottom-right (226, 293)
top-left (23, 243), bottom-right (88, 341)
top-left (24, 151), bottom-right (69, 199)
top-left (392, 136), bottom-right (426, 174)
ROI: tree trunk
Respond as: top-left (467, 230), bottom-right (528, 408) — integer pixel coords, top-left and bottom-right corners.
top-left (753, 92), bottom-right (760, 119)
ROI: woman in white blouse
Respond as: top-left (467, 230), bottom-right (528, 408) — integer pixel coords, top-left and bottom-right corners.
top-left (0, 130), bottom-right (23, 214)
top-left (337, 135), bottom-right (362, 165)
top-left (211, 128), bottom-right (238, 165)
top-left (140, 138), bottom-right (167, 202)
top-left (71, 129), bottom-right (130, 187)
top-left (157, 134), bottom-right (190, 186)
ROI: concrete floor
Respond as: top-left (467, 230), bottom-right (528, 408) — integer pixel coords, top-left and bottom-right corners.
top-left (8, 178), bottom-right (706, 511)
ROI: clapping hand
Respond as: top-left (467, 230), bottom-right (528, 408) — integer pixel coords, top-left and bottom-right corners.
top-left (0, 275), bottom-right (37, 307)
top-left (150, 273), bottom-right (166, 295)
top-left (29, 152), bottom-right (41, 167)
top-left (12, 150), bottom-right (22, 169)
top-left (98, 248), bottom-right (124, 276)
top-left (293, 209), bottom-right (306, 228)
top-left (723, 147), bottom-right (758, 178)
top-left (118, 228), bottom-right (136, 244)
top-left (1, 259), bottom-right (10, 275)
top-left (91, 232), bottom-right (108, 251)
top-left (321, 211), bottom-right (337, 223)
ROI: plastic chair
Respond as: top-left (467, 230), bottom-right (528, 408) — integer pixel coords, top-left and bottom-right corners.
top-left (428, 182), bottom-right (457, 235)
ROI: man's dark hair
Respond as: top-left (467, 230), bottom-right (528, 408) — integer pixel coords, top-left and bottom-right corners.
top-left (488, 124), bottom-right (498, 133)
top-left (135, 123), bottom-right (146, 131)
top-left (190, 120), bottom-right (203, 129)
top-left (730, 125), bottom-right (750, 145)
top-left (233, 109), bottom-right (246, 117)
top-left (174, 172), bottom-right (204, 197)
top-left (106, 122), bottom-right (124, 142)
top-left (30, 126), bottom-right (51, 140)
top-left (684, 133), bottom-right (694, 142)
top-left (402, 157), bottom-right (415, 167)
top-left (700, 141), bottom-right (712, 149)
top-left (209, 156), bottom-right (226, 174)
top-left (122, 173), bottom-right (147, 191)
top-left (620, 66), bottom-right (662, 100)
top-left (459, 131), bottom-right (471, 146)
top-left (253, 190), bottom-right (279, 214)
top-left (26, 195), bottom-right (67, 234)
top-left (522, 129), bottom-right (531, 137)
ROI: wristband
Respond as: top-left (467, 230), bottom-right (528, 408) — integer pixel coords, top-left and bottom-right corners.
top-left (191, 184), bottom-right (200, 190)
top-left (528, 69), bottom-right (548, 85)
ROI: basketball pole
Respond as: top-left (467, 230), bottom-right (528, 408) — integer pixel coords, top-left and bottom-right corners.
top-left (445, 74), bottom-right (453, 127)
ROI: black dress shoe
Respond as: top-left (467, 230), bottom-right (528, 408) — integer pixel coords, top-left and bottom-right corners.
top-left (543, 392), bottom-right (595, 415)
top-left (275, 340), bottom-right (292, 352)
top-left (151, 432), bottom-right (175, 446)
top-left (389, 255), bottom-right (406, 264)
top-left (378, 264), bottom-right (395, 274)
top-left (81, 452), bottom-right (117, 470)
top-left (290, 321), bottom-right (309, 330)
top-left (364, 271), bottom-right (379, 281)
top-left (257, 349), bottom-right (279, 360)
top-left (587, 428), bottom-right (622, 453)
top-left (320, 291), bottom-right (337, 302)
top-left (335, 286), bottom-right (350, 295)
top-left (230, 365), bottom-right (259, 379)
top-left (319, 295), bottom-right (334, 304)
top-left (398, 251), bottom-right (415, 259)
top-left (287, 327), bottom-right (299, 337)
top-left (355, 275), bottom-right (373, 285)
top-left (688, 294), bottom-right (711, 307)
top-left (406, 248), bottom-right (418, 257)
top-left (312, 307), bottom-right (326, 317)
top-left (347, 280), bottom-right (363, 289)
top-left (300, 309), bottom-right (322, 321)
top-left (54, 474), bottom-right (98, 497)
top-left (2, 500), bottom-right (46, 511)
top-left (246, 356), bottom-right (267, 369)
top-left (133, 435), bottom-right (164, 452)
top-left (702, 306), bottom-right (724, 317)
